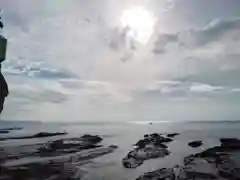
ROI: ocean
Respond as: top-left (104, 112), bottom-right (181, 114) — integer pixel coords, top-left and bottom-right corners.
top-left (0, 120), bottom-right (240, 180)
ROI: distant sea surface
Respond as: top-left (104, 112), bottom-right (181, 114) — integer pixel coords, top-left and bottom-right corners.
top-left (1, 120), bottom-right (240, 180)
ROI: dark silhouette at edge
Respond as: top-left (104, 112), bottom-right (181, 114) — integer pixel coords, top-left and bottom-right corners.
top-left (0, 13), bottom-right (8, 114)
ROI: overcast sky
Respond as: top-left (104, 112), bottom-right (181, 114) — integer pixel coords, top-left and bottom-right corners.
top-left (1, 0), bottom-right (240, 122)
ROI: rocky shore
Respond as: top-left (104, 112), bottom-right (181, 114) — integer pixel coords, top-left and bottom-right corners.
top-left (1, 128), bottom-right (240, 180)
top-left (134, 137), bottom-right (240, 180)
top-left (0, 132), bottom-right (68, 141)
top-left (122, 133), bottom-right (177, 168)
top-left (0, 132), bottom-right (118, 180)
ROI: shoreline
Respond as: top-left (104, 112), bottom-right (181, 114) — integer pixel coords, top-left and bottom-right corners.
top-left (0, 122), bottom-right (240, 180)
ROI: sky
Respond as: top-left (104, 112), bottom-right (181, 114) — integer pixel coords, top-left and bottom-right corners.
top-left (1, 0), bottom-right (240, 122)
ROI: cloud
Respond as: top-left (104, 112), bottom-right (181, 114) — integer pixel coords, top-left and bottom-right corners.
top-left (153, 18), bottom-right (240, 53)
top-left (162, 0), bottom-right (175, 12)
top-left (189, 83), bottom-right (225, 92)
top-left (80, 81), bottom-right (133, 103)
top-left (11, 88), bottom-right (69, 104)
top-left (151, 18), bottom-right (240, 88)
top-left (108, 26), bottom-right (137, 62)
top-left (1, 0), bottom-right (240, 121)
top-left (232, 88), bottom-right (240, 92)
top-left (3, 61), bottom-right (78, 80)
top-left (7, 77), bottom-right (72, 105)
top-left (141, 80), bottom-right (234, 98)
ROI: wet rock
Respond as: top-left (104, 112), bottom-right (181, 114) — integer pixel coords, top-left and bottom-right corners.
top-left (0, 134), bottom-right (118, 180)
top-left (1, 161), bottom-right (83, 180)
top-left (109, 145), bottom-right (118, 149)
top-left (123, 146), bottom-right (170, 168)
top-left (81, 134), bottom-right (102, 144)
top-left (136, 139), bottom-right (148, 148)
top-left (178, 152), bottom-right (240, 180)
top-left (154, 141), bottom-right (168, 148)
top-left (0, 132), bottom-right (67, 141)
top-left (167, 133), bottom-right (180, 138)
top-left (0, 127), bottom-right (22, 131)
top-left (122, 156), bottom-right (143, 168)
top-left (123, 133), bottom-right (171, 168)
top-left (178, 158), bottom-right (218, 179)
top-left (220, 138), bottom-right (240, 149)
top-left (136, 168), bottom-right (175, 180)
top-left (0, 130), bottom-right (9, 134)
top-left (188, 141), bottom-right (203, 148)
top-left (218, 155), bottom-right (240, 180)
top-left (195, 146), bottom-right (223, 158)
top-left (34, 132), bottom-right (67, 138)
top-left (135, 138), bottom-right (240, 180)
top-left (139, 133), bottom-right (173, 146)
top-left (38, 135), bottom-right (104, 156)
top-left (179, 138), bottom-right (240, 180)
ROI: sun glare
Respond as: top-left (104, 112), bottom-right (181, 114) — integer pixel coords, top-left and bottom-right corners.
top-left (120, 6), bottom-right (155, 44)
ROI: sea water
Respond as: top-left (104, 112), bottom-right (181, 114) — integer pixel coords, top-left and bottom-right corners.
top-left (0, 120), bottom-right (240, 180)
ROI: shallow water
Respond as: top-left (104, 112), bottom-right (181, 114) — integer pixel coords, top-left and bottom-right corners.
top-left (1, 120), bottom-right (240, 180)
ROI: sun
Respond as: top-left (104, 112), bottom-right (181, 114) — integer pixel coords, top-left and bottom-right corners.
top-left (120, 6), bottom-right (155, 44)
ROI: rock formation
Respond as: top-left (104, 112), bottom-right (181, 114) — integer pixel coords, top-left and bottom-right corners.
top-left (188, 140), bottom-right (203, 148)
top-left (122, 133), bottom-right (175, 168)
top-left (0, 16), bottom-right (8, 115)
top-left (135, 137), bottom-right (240, 180)
top-left (0, 61), bottom-right (8, 115)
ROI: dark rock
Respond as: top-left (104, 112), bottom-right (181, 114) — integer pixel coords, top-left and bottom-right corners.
top-left (33, 132), bottom-right (67, 138)
top-left (195, 146), bottom-right (223, 158)
top-left (135, 139), bottom-right (147, 148)
top-left (0, 70), bottom-right (8, 115)
top-left (0, 136), bottom-right (118, 179)
top-left (108, 145), bottom-right (118, 149)
top-left (159, 137), bottom-right (173, 143)
top-left (188, 141), bottom-right (203, 148)
top-left (154, 141), bottom-right (168, 148)
top-left (81, 134), bottom-right (103, 144)
top-left (122, 156), bottom-right (143, 168)
top-left (0, 127), bottom-right (22, 131)
top-left (144, 134), bottom-right (149, 138)
top-left (151, 133), bottom-right (160, 139)
top-left (147, 133), bottom-right (173, 143)
top-left (136, 133), bottom-right (172, 147)
top-left (218, 156), bottom-right (240, 180)
top-left (38, 136), bottom-right (103, 155)
top-left (123, 133), bottom-right (171, 168)
top-left (152, 134), bottom-right (173, 143)
top-left (134, 137), bottom-right (240, 180)
top-left (0, 133), bottom-right (118, 180)
top-left (1, 162), bottom-right (83, 180)
top-left (178, 158), bottom-right (218, 179)
top-left (220, 138), bottom-right (240, 149)
top-left (167, 133), bottom-right (180, 138)
top-left (48, 139), bottom-right (64, 150)
top-left (0, 130), bottom-right (9, 134)
top-left (136, 168), bottom-right (175, 180)
top-left (179, 138), bottom-right (240, 180)
top-left (0, 132), bottom-right (67, 141)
